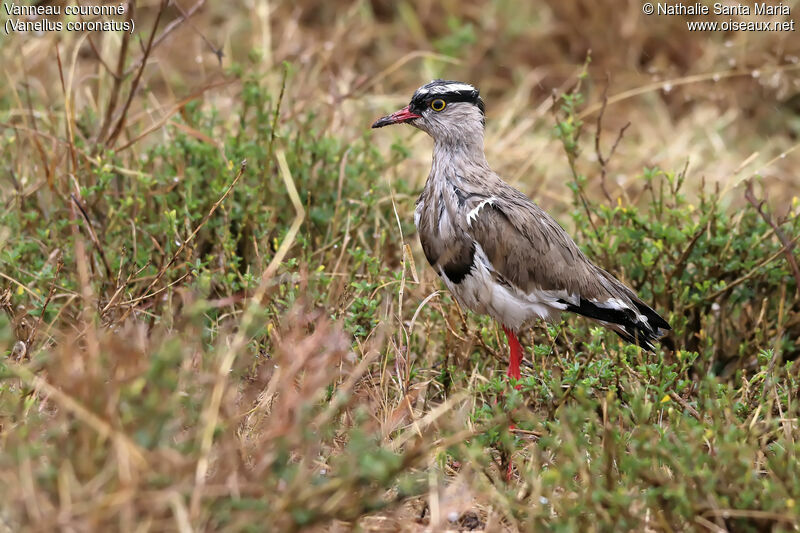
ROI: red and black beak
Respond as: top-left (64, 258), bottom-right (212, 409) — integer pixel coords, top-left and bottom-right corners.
top-left (371, 105), bottom-right (422, 128)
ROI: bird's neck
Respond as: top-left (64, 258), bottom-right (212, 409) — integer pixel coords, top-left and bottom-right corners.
top-left (431, 134), bottom-right (489, 182)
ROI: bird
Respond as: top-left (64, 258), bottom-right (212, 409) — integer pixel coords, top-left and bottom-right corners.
top-left (371, 80), bottom-right (671, 383)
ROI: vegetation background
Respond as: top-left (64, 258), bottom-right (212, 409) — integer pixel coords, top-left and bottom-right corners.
top-left (1, 0), bottom-right (800, 531)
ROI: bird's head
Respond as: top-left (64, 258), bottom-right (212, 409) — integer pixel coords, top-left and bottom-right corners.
top-left (372, 80), bottom-right (485, 143)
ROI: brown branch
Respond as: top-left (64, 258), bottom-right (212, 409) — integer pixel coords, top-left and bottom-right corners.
top-left (173, 0), bottom-right (222, 65)
top-left (744, 180), bottom-right (800, 296)
top-left (123, 0), bottom-right (213, 76)
top-left (71, 194), bottom-right (114, 282)
top-left (594, 78), bottom-right (630, 204)
top-left (669, 391), bottom-right (702, 422)
top-left (265, 65), bottom-right (289, 180)
top-left (105, 0), bottom-right (168, 147)
top-left (97, 0), bottom-right (134, 144)
top-left (84, 32), bottom-right (118, 80)
top-left (101, 259), bottom-right (151, 316)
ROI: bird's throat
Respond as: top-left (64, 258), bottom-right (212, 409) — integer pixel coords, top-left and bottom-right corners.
top-left (431, 135), bottom-right (489, 177)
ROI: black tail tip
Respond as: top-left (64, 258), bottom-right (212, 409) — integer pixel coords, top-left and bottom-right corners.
top-left (613, 324), bottom-right (669, 352)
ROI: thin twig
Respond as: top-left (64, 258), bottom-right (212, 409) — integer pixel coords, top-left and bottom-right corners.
top-left (265, 64), bottom-right (289, 183)
top-left (172, 0), bottom-right (222, 65)
top-left (594, 78), bottom-right (630, 203)
top-left (124, 0), bottom-right (212, 76)
top-left (97, 0), bottom-right (133, 144)
top-left (71, 194), bottom-right (114, 282)
top-left (0, 272), bottom-right (42, 301)
top-left (118, 272), bottom-right (191, 308)
top-left (669, 392), bottom-right (702, 422)
top-left (106, 0), bottom-right (168, 146)
top-left (25, 255), bottom-right (63, 352)
top-left (116, 160), bottom-right (247, 323)
top-left (83, 29), bottom-right (119, 80)
top-left (100, 260), bottom-right (152, 317)
top-left (744, 180), bottom-right (800, 296)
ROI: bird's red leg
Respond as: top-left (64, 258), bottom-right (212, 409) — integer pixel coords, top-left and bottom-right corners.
top-left (500, 325), bottom-right (524, 481)
top-left (501, 325), bottom-right (523, 387)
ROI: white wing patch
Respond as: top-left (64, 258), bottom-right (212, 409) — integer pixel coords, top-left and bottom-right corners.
top-left (592, 297), bottom-right (649, 324)
top-left (592, 297), bottom-right (625, 310)
top-left (466, 197), bottom-right (496, 226)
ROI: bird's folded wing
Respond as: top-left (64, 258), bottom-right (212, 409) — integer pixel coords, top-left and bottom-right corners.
top-left (464, 194), bottom-right (604, 301)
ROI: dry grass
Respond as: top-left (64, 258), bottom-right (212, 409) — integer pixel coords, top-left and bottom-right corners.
top-left (1, 1), bottom-right (800, 531)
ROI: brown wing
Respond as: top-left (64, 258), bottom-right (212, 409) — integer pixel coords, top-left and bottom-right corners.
top-left (465, 188), bottom-right (606, 299)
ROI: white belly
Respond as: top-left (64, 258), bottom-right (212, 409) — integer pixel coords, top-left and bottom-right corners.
top-left (439, 243), bottom-right (566, 331)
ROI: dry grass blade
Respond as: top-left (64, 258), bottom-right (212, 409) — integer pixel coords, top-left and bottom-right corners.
top-left (391, 392), bottom-right (469, 450)
top-left (343, 51), bottom-right (461, 98)
top-left (190, 149), bottom-right (301, 516)
top-left (0, 272), bottom-right (43, 302)
top-left (260, 150), bottom-right (305, 284)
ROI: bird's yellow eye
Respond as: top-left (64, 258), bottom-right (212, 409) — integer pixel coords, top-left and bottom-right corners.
top-left (430, 99), bottom-right (446, 111)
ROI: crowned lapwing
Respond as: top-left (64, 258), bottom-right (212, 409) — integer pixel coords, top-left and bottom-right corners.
top-left (372, 80), bottom-right (671, 383)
